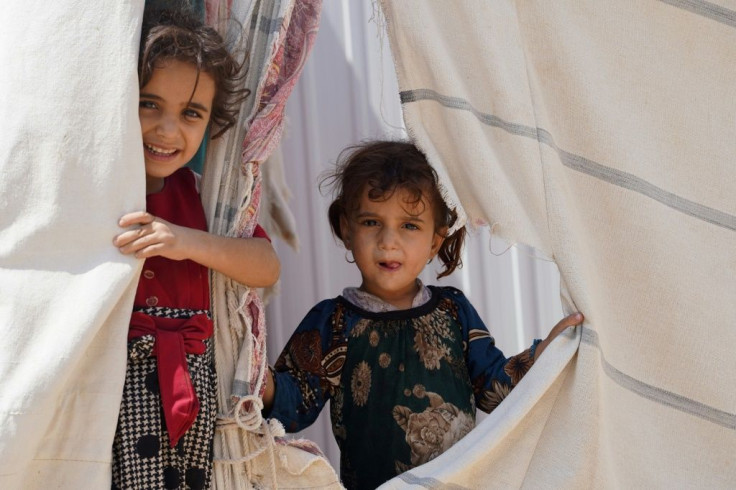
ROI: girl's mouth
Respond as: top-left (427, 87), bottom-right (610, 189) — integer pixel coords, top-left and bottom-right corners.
top-left (144, 143), bottom-right (180, 159)
top-left (379, 261), bottom-right (401, 271)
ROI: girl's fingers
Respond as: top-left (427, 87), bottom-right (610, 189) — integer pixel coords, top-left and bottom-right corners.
top-left (113, 224), bottom-right (151, 248)
top-left (114, 215), bottom-right (176, 258)
top-left (132, 242), bottom-right (164, 259)
top-left (116, 235), bottom-right (146, 255)
top-left (556, 313), bottom-right (584, 330)
top-left (118, 211), bottom-right (155, 228)
top-left (539, 313), bottom-right (585, 360)
top-left (547, 313), bottom-right (584, 338)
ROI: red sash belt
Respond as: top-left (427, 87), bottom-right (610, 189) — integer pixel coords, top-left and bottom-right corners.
top-left (129, 311), bottom-right (213, 447)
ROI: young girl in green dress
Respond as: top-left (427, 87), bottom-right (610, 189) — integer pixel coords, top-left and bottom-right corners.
top-left (262, 140), bottom-right (582, 490)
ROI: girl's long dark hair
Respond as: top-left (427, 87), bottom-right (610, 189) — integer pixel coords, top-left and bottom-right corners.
top-left (322, 141), bottom-right (465, 279)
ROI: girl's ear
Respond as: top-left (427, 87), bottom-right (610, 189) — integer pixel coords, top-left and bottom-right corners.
top-left (431, 227), bottom-right (447, 256)
top-left (340, 215), bottom-right (352, 250)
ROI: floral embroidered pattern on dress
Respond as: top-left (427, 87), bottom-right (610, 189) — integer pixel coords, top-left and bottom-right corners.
top-left (393, 385), bottom-right (474, 471)
top-left (477, 379), bottom-right (511, 412)
top-left (504, 349), bottom-right (534, 385)
top-left (350, 362), bottom-right (372, 406)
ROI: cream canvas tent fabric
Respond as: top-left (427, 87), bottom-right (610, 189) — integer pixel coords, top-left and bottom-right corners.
top-left (379, 1), bottom-right (736, 488)
top-left (0, 1), bottom-right (145, 488)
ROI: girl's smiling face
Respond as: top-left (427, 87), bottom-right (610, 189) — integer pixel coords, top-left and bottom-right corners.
top-left (341, 187), bottom-right (445, 309)
top-left (139, 59), bottom-right (215, 193)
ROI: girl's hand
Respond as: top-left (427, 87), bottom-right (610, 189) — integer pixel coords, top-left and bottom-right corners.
top-left (114, 211), bottom-right (193, 261)
top-left (114, 211), bottom-right (280, 287)
top-left (534, 312), bottom-right (584, 360)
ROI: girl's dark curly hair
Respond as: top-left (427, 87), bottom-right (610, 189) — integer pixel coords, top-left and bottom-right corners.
top-left (322, 140), bottom-right (465, 279)
top-left (138, 7), bottom-right (248, 139)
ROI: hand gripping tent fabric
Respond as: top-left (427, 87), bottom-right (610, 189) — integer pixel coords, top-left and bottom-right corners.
top-left (378, 1), bottom-right (736, 488)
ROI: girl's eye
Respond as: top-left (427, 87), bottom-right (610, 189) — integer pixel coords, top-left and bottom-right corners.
top-left (403, 223), bottom-right (419, 231)
top-left (183, 109), bottom-right (202, 120)
top-left (139, 100), bottom-right (157, 110)
top-left (360, 219), bottom-right (378, 227)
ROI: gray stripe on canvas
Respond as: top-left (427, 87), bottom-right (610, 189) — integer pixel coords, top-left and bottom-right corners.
top-left (397, 473), bottom-right (470, 489)
top-left (581, 328), bottom-right (736, 430)
top-left (400, 89), bottom-right (736, 232)
top-left (659, 0), bottom-right (736, 28)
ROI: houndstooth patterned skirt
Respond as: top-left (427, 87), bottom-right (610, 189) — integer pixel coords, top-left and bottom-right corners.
top-left (112, 308), bottom-right (217, 490)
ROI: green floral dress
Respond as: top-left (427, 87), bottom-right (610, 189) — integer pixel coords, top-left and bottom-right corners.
top-left (268, 286), bottom-right (540, 490)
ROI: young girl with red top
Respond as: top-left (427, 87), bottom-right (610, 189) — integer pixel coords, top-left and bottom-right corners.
top-left (111, 9), bottom-right (279, 489)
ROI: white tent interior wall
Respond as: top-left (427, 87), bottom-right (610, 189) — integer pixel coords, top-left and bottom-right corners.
top-left (264, 1), bottom-right (563, 470)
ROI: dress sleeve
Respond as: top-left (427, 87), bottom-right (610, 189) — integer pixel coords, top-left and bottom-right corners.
top-left (265, 299), bottom-right (340, 432)
top-left (451, 288), bottom-right (541, 414)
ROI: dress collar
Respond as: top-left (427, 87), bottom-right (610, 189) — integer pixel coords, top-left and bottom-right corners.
top-left (341, 279), bottom-right (432, 313)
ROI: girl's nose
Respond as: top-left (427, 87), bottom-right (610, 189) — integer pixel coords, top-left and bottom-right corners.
top-left (155, 114), bottom-right (178, 137)
top-left (378, 227), bottom-right (399, 249)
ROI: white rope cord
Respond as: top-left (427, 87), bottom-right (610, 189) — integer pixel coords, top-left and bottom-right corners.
top-left (213, 286), bottom-right (282, 488)
top-left (214, 417), bottom-right (282, 489)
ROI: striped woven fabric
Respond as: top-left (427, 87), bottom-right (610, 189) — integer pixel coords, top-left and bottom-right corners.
top-left (199, 1), bottom-right (341, 488)
top-left (379, 1), bottom-right (736, 488)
